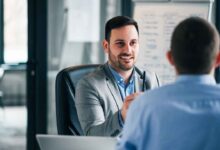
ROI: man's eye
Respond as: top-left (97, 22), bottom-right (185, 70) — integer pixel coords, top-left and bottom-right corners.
top-left (130, 41), bottom-right (137, 46)
top-left (116, 42), bottom-right (125, 47)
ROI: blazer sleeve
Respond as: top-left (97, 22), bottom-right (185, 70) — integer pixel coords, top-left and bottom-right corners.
top-left (75, 77), bottom-right (122, 137)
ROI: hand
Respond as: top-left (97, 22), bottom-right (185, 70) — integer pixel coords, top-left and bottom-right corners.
top-left (121, 92), bottom-right (142, 121)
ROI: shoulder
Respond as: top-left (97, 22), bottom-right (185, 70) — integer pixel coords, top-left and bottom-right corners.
top-left (132, 82), bottom-right (220, 110)
top-left (145, 69), bottom-right (160, 86)
top-left (76, 64), bottom-right (109, 87)
top-left (132, 83), bottom-right (177, 110)
top-left (135, 66), bottom-right (160, 88)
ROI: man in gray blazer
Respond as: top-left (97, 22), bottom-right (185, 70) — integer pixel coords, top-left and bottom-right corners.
top-left (75, 16), bottom-right (160, 136)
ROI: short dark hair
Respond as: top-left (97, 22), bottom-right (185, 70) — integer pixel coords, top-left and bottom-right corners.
top-left (171, 17), bottom-right (220, 74)
top-left (105, 16), bottom-right (139, 41)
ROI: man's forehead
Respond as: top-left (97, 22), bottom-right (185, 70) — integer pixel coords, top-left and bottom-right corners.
top-left (109, 26), bottom-right (138, 41)
top-left (110, 25), bottom-right (137, 33)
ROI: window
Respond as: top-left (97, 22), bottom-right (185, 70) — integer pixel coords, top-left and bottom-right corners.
top-left (3, 0), bottom-right (27, 64)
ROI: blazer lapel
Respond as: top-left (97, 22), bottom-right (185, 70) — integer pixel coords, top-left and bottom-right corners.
top-left (106, 79), bottom-right (123, 108)
top-left (103, 63), bottom-right (123, 109)
top-left (134, 71), bottom-right (143, 92)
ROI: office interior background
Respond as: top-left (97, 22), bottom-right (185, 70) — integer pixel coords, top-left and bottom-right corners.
top-left (0, 0), bottom-right (219, 150)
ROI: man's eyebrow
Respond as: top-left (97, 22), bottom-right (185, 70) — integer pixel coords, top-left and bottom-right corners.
top-left (114, 39), bottom-right (124, 42)
top-left (113, 39), bottom-right (138, 43)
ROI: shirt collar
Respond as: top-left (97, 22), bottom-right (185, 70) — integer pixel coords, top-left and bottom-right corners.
top-left (176, 74), bottom-right (216, 85)
top-left (108, 63), bottom-right (135, 85)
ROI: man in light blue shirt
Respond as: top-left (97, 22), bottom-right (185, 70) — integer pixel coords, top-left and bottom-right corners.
top-left (117, 17), bottom-right (220, 150)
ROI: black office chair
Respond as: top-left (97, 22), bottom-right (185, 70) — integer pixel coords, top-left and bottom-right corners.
top-left (0, 67), bottom-right (4, 108)
top-left (55, 64), bottom-right (100, 135)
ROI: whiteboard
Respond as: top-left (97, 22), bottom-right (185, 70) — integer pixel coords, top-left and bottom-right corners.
top-left (133, 2), bottom-right (210, 84)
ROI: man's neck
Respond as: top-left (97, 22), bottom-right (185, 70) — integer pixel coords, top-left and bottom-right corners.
top-left (118, 69), bottom-right (133, 84)
top-left (108, 63), bottom-right (134, 83)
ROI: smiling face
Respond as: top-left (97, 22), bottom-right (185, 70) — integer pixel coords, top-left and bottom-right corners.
top-left (103, 25), bottom-right (139, 73)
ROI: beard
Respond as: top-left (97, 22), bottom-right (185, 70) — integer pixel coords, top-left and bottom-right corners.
top-left (108, 49), bottom-right (135, 71)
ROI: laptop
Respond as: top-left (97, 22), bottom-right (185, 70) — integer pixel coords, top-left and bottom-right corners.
top-left (36, 134), bottom-right (117, 150)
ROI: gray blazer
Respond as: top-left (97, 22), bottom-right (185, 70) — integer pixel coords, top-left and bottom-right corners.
top-left (75, 63), bottom-right (159, 136)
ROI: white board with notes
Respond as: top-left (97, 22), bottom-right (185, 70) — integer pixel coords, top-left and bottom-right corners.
top-left (133, 2), bottom-right (211, 84)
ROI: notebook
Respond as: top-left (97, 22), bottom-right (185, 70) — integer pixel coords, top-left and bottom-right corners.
top-left (36, 134), bottom-right (117, 150)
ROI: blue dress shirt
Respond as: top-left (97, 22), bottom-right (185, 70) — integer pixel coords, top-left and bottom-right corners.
top-left (117, 75), bottom-right (220, 150)
top-left (108, 66), bottom-right (135, 101)
top-left (108, 64), bottom-right (135, 127)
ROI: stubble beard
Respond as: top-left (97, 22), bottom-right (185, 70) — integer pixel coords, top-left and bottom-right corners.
top-left (109, 50), bottom-right (135, 71)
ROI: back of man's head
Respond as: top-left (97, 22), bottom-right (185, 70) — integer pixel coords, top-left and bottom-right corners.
top-left (171, 17), bottom-right (220, 74)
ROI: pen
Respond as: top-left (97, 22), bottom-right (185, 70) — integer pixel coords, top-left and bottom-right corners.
top-left (142, 71), bottom-right (146, 92)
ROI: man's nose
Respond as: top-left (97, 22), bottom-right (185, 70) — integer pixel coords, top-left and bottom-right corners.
top-left (123, 43), bottom-right (132, 53)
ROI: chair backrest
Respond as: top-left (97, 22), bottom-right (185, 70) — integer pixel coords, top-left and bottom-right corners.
top-left (0, 67), bottom-right (4, 105)
top-left (55, 64), bottom-right (100, 135)
top-left (0, 67), bottom-right (4, 80)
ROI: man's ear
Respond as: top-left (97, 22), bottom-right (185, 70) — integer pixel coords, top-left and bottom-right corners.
top-left (102, 40), bottom-right (109, 54)
top-left (166, 50), bottom-right (175, 66)
top-left (214, 52), bottom-right (220, 67)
